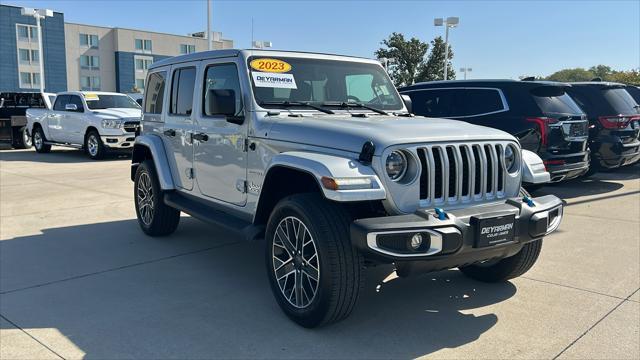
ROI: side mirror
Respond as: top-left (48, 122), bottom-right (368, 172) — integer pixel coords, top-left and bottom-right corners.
top-left (65, 103), bottom-right (78, 111)
top-left (401, 94), bottom-right (412, 113)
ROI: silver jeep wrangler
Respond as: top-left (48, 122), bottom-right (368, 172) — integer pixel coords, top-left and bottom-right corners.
top-left (131, 49), bottom-right (563, 327)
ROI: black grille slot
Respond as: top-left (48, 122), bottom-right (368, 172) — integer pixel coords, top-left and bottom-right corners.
top-left (432, 147), bottom-right (443, 199)
top-left (417, 149), bottom-right (429, 200)
top-left (484, 145), bottom-right (494, 193)
top-left (472, 146), bottom-right (482, 195)
top-left (446, 147), bottom-right (456, 198)
top-left (461, 147), bottom-right (470, 197)
top-left (495, 145), bottom-right (504, 191)
top-left (123, 121), bottom-right (140, 133)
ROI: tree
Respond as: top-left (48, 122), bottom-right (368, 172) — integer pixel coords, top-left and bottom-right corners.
top-left (609, 69), bottom-right (640, 85)
top-left (417, 36), bottom-right (455, 81)
top-left (545, 68), bottom-right (595, 82)
top-left (589, 65), bottom-right (614, 80)
top-left (375, 33), bottom-right (429, 87)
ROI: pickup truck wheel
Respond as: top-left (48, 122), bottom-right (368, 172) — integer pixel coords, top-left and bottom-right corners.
top-left (459, 239), bottom-right (543, 282)
top-left (265, 193), bottom-right (364, 328)
top-left (134, 160), bottom-right (180, 236)
top-left (85, 131), bottom-right (105, 160)
top-left (32, 127), bottom-right (51, 153)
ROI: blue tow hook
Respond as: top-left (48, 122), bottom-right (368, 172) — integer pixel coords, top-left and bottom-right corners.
top-left (434, 207), bottom-right (447, 220)
top-left (523, 196), bottom-right (535, 207)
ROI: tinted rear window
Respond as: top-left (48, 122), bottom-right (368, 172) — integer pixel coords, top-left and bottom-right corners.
top-left (531, 87), bottom-right (583, 116)
top-left (603, 88), bottom-right (639, 115)
top-left (462, 89), bottom-right (504, 116)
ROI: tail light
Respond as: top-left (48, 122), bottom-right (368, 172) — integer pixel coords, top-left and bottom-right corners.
top-left (598, 115), bottom-right (637, 129)
top-left (526, 117), bottom-right (559, 146)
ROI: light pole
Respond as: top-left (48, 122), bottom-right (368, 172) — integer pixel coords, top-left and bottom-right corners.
top-left (21, 7), bottom-right (52, 92)
top-left (434, 16), bottom-right (459, 81)
top-left (252, 40), bottom-right (272, 49)
top-left (459, 67), bottom-right (472, 80)
top-left (207, 0), bottom-right (212, 50)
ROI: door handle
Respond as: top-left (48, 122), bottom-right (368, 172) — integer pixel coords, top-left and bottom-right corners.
top-left (192, 132), bottom-right (209, 142)
top-left (163, 129), bottom-right (176, 137)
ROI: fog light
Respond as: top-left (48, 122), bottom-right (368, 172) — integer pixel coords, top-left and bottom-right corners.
top-left (409, 233), bottom-right (423, 250)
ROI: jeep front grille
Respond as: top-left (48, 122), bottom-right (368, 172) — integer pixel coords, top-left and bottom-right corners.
top-left (417, 143), bottom-right (508, 206)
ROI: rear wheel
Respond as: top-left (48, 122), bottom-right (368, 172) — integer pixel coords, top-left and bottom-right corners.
top-left (11, 126), bottom-right (32, 149)
top-left (134, 160), bottom-right (181, 236)
top-left (32, 126), bottom-right (51, 153)
top-left (265, 193), bottom-right (364, 328)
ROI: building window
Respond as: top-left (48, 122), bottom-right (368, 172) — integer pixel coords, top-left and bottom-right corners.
top-left (135, 58), bottom-right (153, 71)
top-left (80, 76), bottom-right (101, 91)
top-left (135, 39), bottom-right (152, 52)
top-left (17, 24), bottom-right (38, 42)
top-left (79, 34), bottom-right (99, 48)
top-left (19, 72), bottom-right (40, 89)
top-left (18, 49), bottom-right (40, 64)
top-left (80, 55), bottom-right (100, 70)
top-left (136, 79), bottom-right (145, 91)
top-left (180, 44), bottom-right (196, 54)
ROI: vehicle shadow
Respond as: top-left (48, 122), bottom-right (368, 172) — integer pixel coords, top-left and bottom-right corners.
top-left (0, 148), bottom-right (131, 163)
top-left (0, 218), bottom-right (515, 359)
top-left (528, 164), bottom-right (638, 200)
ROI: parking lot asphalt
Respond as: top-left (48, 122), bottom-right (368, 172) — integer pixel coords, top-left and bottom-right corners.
top-left (1, 147), bottom-right (638, 359)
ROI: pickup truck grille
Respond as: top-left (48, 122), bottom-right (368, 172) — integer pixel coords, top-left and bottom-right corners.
top-left (123, 121), bottom-right (140, 133)
top-left (416, 142), bottom-right (508, 206)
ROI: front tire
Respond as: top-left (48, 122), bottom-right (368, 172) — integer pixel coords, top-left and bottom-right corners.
top-left (134, 160), bottom-right (180, 236)
top-left (32, 126), bottom-right (51, 153)
top-left (265, 193), bottom-right (364, 328)
top-left (85, 130), bottom-right (105, 160)
top-left (459, 239), bottom-right (543, 282)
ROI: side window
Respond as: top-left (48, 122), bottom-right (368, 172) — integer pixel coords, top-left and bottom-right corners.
top-left (203, 63), bottom-right (243, 116)
top-left (419, 89), bottom-right (456, 117)
top-left (53, 95), bottom-right (69, 111)
top-left (170, 67), bottom-right (196, 116)
top-left (144, 71), bottom-right (166, 114)
top-left (460, 89), bottom-right (504, 116)
top-left (67, 95), bottom-right (84, 112)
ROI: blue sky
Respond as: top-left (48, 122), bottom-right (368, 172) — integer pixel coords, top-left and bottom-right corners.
top-left (7, 0), bottom-right (640, 79)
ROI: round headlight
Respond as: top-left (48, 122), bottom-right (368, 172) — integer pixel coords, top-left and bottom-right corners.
top-left (386, 150), bottom-right (407, 181)
top-left (504, 145), bottom-right (519, 173)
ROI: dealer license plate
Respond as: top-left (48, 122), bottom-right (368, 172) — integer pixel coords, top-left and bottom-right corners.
top-left (474, 214), bottom-right (516, 248)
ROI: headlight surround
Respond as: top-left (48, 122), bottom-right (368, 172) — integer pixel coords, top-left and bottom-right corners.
top-left (504, 144), bottom-right (520, 174)
top-left (386, 150), bottom-right (408, 181)
top-left (101, 119), bottom-right (123, 129)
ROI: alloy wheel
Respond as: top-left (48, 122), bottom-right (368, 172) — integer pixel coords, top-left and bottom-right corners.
top-left (137, 172), bottom-right (154, 226)
top-left (272, 216), bottom-right (320, 308)
top-left (87, 135), bottom-right (99, 157)
top-left (33, 131), bottom-right (42, 149)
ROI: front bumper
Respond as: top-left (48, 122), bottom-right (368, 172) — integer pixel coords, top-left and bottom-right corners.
top-left (351, 195), bottom-right (563, 268)
top-left (592, 138), bottom-right (640, 169)
top-left (101, 134), bottom-right (137, 149)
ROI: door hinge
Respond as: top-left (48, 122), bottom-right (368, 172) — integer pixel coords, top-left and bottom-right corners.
top-left (236, 180), bottom-right (247, 193)
top-left (243, 138), bottom-right (249, 152)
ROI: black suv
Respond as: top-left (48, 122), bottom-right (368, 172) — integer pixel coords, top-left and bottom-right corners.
top-left (399, 80), bottom-right (590, 182)
top-left (625, 85), bottom-right (640, 105)
top-left (565, 82), bottom-right (640, 170)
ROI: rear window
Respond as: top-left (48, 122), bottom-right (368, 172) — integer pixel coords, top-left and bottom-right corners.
top-left (531, 86), bottom-right (583, 116)
top-left (144, 71), bottom-right (166, 114)
top-left (461, 89), bottom-right (505, 116)
top-left (603, 88), bottom-right (639, 115)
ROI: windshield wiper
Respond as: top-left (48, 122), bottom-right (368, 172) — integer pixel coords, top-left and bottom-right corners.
top-left (259, 101), bottom-right (334, 114)
top-left (322, 101), bottom-right (389, 115)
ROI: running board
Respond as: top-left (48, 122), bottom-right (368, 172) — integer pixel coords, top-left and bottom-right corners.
top-left (43, 141), bottom-right (83, 149)
top-left (163, 192), bottom-right (264, 241)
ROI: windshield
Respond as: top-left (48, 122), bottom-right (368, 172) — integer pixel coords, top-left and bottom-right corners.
top-left (84, 94), bottom-right (141, 110)
top-left (248, 56), bottom-right (403, 111)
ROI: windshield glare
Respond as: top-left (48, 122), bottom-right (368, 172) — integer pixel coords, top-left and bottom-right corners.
top-left (85, 95), bottom-right (141, 110)
top-left (248, 57), bottom-right (403, 111)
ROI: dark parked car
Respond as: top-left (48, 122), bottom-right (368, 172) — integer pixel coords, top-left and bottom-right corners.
top-left (565, 82), bottom-right (640, 170)
top-left (399, 80), bottom-right (590, 182)
top-left (625, 85), bottom-right (640, 104)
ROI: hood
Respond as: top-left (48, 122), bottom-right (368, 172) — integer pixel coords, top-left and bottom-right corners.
top-left (92, 108), bottom-right (142, 120)
top-left (267, 115), bottom-right (517, 155)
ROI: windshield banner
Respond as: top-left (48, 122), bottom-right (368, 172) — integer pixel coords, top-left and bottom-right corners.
top-left (251, 72), bottom-right (298, 89)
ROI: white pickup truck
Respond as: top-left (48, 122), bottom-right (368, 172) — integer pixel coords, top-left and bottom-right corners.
top-left (26, 91), bottom-right (142, 159)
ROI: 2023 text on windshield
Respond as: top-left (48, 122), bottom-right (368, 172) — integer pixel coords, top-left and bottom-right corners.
top-left (248, 57), bottom-right (404, 112)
